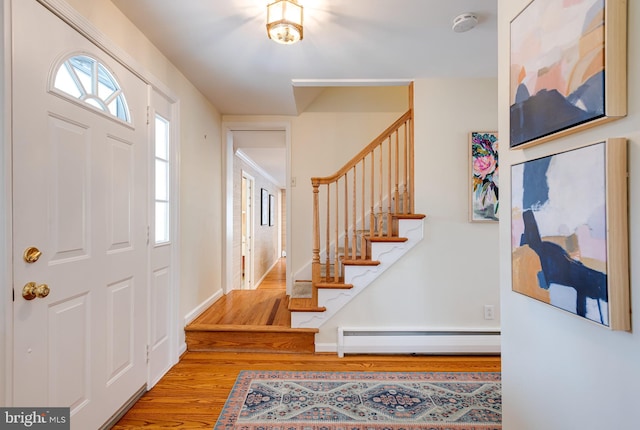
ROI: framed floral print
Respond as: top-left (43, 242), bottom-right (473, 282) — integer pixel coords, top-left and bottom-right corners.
top-left (470, 131), bottom-right (499, 222)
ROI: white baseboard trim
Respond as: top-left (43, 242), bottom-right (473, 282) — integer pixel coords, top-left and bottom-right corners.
top-left (178, 342), bottom-right (187, 358)
top-left (254, 258), bottom-right (280, 289)
top-left (336, 327), bottom-right (501, 358)
top-left (183, 290), bottom-right (223, 327)
top-left (314, 343), bottom-right (337, 353)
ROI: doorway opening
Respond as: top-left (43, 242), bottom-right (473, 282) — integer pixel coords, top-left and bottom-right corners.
top-left (222, 122), bottom-right (291, 296)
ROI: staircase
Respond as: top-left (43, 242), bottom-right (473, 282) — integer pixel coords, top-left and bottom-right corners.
top-left (289, 86), bottom-right (426, 329)
top-left (186, 87), bottom-right (421, 353)
top-left (290, 213), bottom-right (425, 328)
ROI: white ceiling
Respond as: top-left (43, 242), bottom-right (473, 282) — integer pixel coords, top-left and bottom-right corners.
top-left (111, 0), bottom-right (498, 186)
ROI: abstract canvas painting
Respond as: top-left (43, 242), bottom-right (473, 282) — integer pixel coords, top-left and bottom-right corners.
top-left (510, 0), bottom-right (627, 148)
top-left (470, 131), bottom-right (499, 222)
top-left (260, 188), bottom-right (269, 226)
top-left (511, 139), bottom-right (629, 330)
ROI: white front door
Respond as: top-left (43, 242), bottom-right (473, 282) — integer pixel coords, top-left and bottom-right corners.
top-left (12, 1), bottom-right (148, 428)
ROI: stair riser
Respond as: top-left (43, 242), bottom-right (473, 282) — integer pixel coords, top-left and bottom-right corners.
top-left (186, 331), bottom-right (315, 353)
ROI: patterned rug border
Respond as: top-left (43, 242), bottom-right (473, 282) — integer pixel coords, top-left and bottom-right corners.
top-left (215, 370), bottom-right (502, 430)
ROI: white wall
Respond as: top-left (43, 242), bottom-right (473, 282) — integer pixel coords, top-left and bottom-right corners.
top-left (34, 0), bottom-right (224, 347)
top-left (499, 1), bottom-right (640, 429)
top-left (316, 78), bottom-right (500, 345)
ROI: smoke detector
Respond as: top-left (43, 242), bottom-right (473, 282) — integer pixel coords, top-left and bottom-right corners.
top-left (452, 13), bottom-right (478, 33)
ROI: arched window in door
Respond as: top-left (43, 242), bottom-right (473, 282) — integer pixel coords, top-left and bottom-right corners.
top-left (52, 54), bottom-right (131, 123)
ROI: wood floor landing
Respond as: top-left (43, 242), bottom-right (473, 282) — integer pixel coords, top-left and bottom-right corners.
top-left (185, 258), bottom-right (318, 353)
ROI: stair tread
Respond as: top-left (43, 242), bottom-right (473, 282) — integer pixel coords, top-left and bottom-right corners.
top-left (185, 323), bottom-right (318, 333)
top-left (393, 213), bottom-right (427, 219)
top-left (315, 282), bottom-right (353, 289)
top-left (341, 259), bottom-right (380, 266)
top-left (288, 298), bottom-right (326, 312)
top-left (366, 236), bottom-right (408, 243)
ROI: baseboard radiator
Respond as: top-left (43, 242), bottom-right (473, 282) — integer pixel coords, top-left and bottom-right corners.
top-left (337, 327), bottom-right (501, 358)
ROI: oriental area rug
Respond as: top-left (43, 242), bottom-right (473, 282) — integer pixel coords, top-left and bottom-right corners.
top-left (214, 370), bottom-right (502, 430)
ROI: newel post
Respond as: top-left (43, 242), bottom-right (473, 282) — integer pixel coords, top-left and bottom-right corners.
top-left (311, 178), bottom-right (321, 305)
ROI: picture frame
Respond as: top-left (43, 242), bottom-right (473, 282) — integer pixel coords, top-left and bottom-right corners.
top-left (509, 0), bottom-right (627, 149)
top-left (260, 188), bottom-right (269, 226)
top-left (510, 138), bottom-right (629, 330)
top-left (268, 194), bottom-right (275, 227)
top-left (469, 131), bottom-right (499, 222)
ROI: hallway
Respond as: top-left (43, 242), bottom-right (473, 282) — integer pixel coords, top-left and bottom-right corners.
top-left (187, 258), bottom-right (289, 328)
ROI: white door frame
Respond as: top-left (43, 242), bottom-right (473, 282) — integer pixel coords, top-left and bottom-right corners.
top-left (1, 0), bottom-right (13, 407)
top-left (241, 171), bottom-right (255, 290)
top-left (1, 0), bottom-right (181, 405)
top-left (222, 121), bottom-right (292, 296)
top-left (147, 86), bottom-right (181, 388)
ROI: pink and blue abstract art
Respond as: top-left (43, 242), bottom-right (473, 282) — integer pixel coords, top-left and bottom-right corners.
top-left (511, 142), bottom-right (610, 326)
top-left (510, 0), bottom-right (605, 148)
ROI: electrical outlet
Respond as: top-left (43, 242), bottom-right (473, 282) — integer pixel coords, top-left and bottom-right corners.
top-left (484, 305), bottom-right (495, 320)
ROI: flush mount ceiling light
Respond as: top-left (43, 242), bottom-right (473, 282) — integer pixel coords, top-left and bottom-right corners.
top-left (267, 0), bottom-right (303, 44)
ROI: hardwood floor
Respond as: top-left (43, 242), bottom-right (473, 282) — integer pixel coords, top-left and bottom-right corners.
top-left (255, 257), bottom-right (287, 290)
top-left (112, 352), bottom-right (500, 429)
top-left (113, 258), bottom-right (501, 429)
top-left (188, 259), bottom-right (290, 327)
top-left (184, 258), bottom-right (317, 353)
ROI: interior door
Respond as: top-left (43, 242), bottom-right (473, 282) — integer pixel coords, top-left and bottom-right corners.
top-left (12, 1), bottom-right (148, 428)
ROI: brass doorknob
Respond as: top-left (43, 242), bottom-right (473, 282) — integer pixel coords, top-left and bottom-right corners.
top-left (23, 247), bottom-right (42, 263)
top-left (22, 282), bottom-right (50, 300)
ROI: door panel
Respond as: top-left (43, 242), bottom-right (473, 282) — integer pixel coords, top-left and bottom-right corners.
top-left (48, 294), bottom-right (90, 412)
top-left (12, 1), bottom-right (149, 428)
top-left (147, 88), bottom-right (175, 388)
top-left (48, 115), bottom-right (90, 262)
top-left (106, 277), bottom-right (135, 384)
top-left (107, 136), bottom-right (135, 251)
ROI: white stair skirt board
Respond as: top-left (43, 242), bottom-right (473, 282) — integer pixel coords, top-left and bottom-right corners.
top-left (291, 218), bottom-right (424, 329)
top-left (337, 327), bottom-right (501, 358)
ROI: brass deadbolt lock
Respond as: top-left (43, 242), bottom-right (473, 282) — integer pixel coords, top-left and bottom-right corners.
top-left (23, 247), bottom-right (42, 263)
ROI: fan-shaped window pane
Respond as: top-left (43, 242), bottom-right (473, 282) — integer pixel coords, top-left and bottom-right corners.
top-left (52, 54), bottom-right (131, 123)
top-left (54, 65), bottom-right (82, 98)
top-left (97, 63), bottom-right (117, 99)
top-left (85, 97), bottom-right (103, 110)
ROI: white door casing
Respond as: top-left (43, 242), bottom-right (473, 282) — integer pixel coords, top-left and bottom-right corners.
top-left (12, 1), bottom-right (147, 428)
top-left (241, 171), bottom-right (254, 290)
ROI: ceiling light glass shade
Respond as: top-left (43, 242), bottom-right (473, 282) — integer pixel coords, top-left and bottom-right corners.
top-left (266, 0), bottom-right (303, 45)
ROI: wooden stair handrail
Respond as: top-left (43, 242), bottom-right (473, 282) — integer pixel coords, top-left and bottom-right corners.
top-left (311, 110), bottom-right (412, 185)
